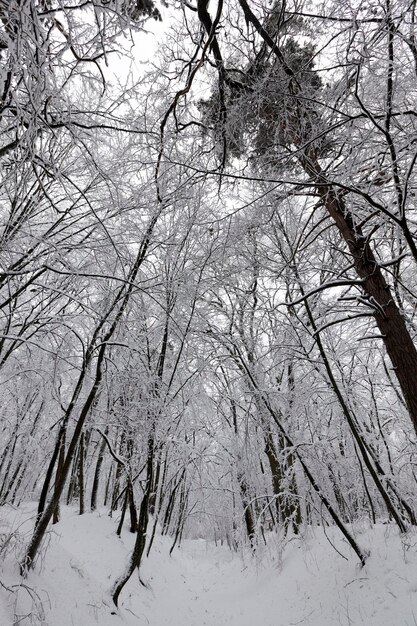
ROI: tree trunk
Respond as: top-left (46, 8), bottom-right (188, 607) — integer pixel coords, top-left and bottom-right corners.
top-left (116, 488), bottom-right (129, 537)
top-left (235, 0), bottom-right (417, 439)
top-left (91, 427), bottom-right (108, 511)
top-left (20, 346), bottom-right (106, 574)
top-left (78, 431), bottom-right (85, 515)
top-left (112, 431), bottom-right (154, 607)
top-left (52, 430), bottom-right (66, 524)
top-left (264, 430), bottom-right (301, 534)
top-left (128, 480), bottom-right (138, 533)
top-left (237, 471), bottom-right (256, 546)
top-left (235, 354), bottom-right (367, 565)
top-left (303, 153), bottom-right (417, 437)
top-left (111, 432), bottom-right (126, 513)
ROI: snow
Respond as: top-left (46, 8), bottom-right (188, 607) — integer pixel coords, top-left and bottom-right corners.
top-left (2, 506), bottom-right (417, 625)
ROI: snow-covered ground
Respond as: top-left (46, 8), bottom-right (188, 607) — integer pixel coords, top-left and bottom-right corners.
top-left (1, 505), bottom-right (417, 625)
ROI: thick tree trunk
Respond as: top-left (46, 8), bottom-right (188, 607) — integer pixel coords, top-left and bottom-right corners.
top-left (169, 484), bottom-right (189, 555)
top-left (304, 153), bottom-right (417, 437)
top-left (104, 465), bottom-right (113, 507)
top-left (264, 430), bottom-right (301, 534)
top-left (0, 432), bottom-right (18, 501)
top-left (112, 487), bottom-right (150, 606)
top-left (116, 479), bottom-right (137, 536)
top-left (237, 471), bottom-right (256, 546)
top-left (264, 430), bottom-right (283, 523)
top-left (148, 456), bottom-right (161, 516)
top-left (9, 460), bottom-right (29, 505)
top-left (234, 0), bottom-right (417, 438)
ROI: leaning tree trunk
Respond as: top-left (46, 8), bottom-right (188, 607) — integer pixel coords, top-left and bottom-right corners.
top-left (20, 346), bottom-right (106, 574)
top-left (21, 212), bottom-right (160, 574)
top-left (296, 274), bottom-right (411, 532)
top-left (233, 0), bottom-right (417, 440)
top-left (303, 151), bottom-right (417, 437)
top-left (231, 350), bottom-right (367, 565)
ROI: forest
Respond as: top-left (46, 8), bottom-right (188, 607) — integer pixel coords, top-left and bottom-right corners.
top-left (1, 0), bottom-right (417, 624)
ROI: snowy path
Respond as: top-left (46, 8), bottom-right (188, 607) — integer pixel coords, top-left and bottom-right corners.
top-left (2, 507), bottom-right (417, 625)
top-left (132, 528), bottom-right (417, 626)
top-left (138, 539), bottom-right (271, 626)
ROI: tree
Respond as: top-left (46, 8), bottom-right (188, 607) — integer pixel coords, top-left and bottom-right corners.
top-left (3, 0), bottom-right (417, 616)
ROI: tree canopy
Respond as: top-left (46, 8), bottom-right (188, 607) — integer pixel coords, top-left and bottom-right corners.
top-left (1, 0), bottom-right (417, 609)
